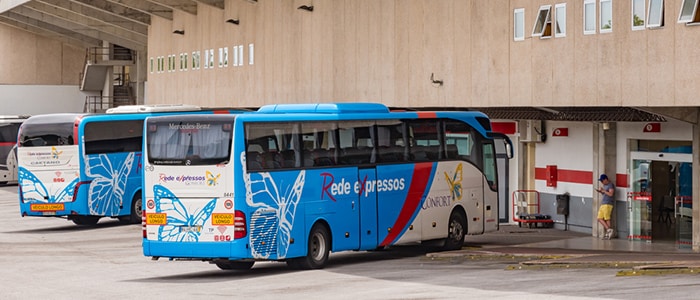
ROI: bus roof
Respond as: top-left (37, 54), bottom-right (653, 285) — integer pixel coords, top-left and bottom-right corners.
top-left (22, 113), bottom-right (85, 125)
top-left (106, 104), bottom-right (202, 114)
top-left (257, 103), bottom-right (390, 114)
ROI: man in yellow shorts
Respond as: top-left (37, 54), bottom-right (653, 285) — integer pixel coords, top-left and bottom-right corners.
top-left (596, 174), bottom-right (615, 239)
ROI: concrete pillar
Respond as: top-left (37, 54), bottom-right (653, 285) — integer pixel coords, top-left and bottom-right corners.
top-left (693, 121), bottom-right (700, 252)
top-left (134, 50), bottom-right (147, 105)
top-left (593, 122), bottom-right (617, 238)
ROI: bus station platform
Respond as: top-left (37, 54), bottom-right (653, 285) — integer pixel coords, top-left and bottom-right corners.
top-left (428, 225), bottom-right (700, 275)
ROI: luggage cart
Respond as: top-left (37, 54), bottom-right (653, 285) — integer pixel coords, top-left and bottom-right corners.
top-left (512, 190), bottom-right (553, 228)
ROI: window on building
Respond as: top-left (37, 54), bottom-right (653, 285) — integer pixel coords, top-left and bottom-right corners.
top-left (532, 5), bottom-right (552, 38)
top-left (584, 0), bottom-right (597, 34)
top-left (150, 57), bottom-right (154, 74)
top-left (632, 0), bottom-right (645, 30)
top-left (514, 8), bottom-right (525, 41)
top-left (647, 0), bottom-right (664, 27)
top-left (555, 3), bottom-right (566, 37)
top-left (600, 0), bottom-right (613, 32)
top-left (678, 0), bottom-right (700, 23)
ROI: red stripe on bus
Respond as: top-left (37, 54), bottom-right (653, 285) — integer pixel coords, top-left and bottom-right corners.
top-left (213, 110), bottom-right (229, 114)
top-left (0, 142), bottom-right (15, 146)
top-left (534, 168), bottom-right (628, 188)
top-left (416, 112), bottom-right (437, 119)
top-left (379, 162), bottom-right (433, 247)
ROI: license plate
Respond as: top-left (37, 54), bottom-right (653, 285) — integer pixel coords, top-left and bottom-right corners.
top-left (180, 226), bottom-right (201, 233)
top-left (211, 213), bottom-right (234, 225)
top-left (146, 213), bottom-right (167, 225)
top-left (42, 211), bottom-right (56, 216)
top-left (30, 203), bottom-right (65, 212)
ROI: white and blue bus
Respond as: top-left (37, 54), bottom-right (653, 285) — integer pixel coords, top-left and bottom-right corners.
top-left (142, 103), bottom-right (512, 270)
top-left (0, 115), bottom-right (30, 184)
top-left (17, 105), bottom-right (239, 225)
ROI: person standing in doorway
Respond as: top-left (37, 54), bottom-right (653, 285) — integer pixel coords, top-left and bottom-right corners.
top-left (596, 174), bottom-right (616, 239)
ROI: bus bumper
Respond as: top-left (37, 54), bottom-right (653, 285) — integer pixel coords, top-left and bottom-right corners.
top-left (142, 239), bottom-right (250, 260)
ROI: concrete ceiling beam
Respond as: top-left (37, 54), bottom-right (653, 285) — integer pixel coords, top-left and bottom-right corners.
top-left (104, 0), bottom-right (172, 20)
top-left (71, 0), bottom-right (151, 24)
top-left (145, 0), bottom-right (196, 15)
top-left (12, 4), bottom-right (145, 51)
top-left (37, 0), bottom-right (147, 36)
top-left (194, 0), bottom-right (223, 9)
top-left (0, 12), bottom-right (101, 48)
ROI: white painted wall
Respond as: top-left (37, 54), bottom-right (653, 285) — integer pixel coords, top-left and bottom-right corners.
top-left (535, 121), bottom-right (594, 197)
top-left (0, 85), bottom-right (95, 114)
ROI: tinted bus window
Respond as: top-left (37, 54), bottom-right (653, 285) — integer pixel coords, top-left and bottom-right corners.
top-left (301, 122), bottom-right (337, 167)
top-left (19, 123), bottom-right (74, 147)
top-left (245, 122), bottom-right (298, 170)
top-left (407, 120), bottom-right (440, 161)
top-left (147, 120), bottom-right (232, 165)
top-left (85, 120), bottom-right (143, 154)
top-left (376, 120), bottom-right (406, 163)
top-left (338, 121), bottom-right (375, 165)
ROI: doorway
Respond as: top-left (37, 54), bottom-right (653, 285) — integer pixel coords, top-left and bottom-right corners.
top-left (630, 151), bottom-right (692, 247)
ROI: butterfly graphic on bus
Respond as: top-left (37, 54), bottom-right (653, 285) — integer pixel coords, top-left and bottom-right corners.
top-left (242, 152), bottom-right (305, 259)
top-left (444, 163), bottom-right (463, 201)
top-left (153, 185), bottom-right (217, 242)
top-left (206, 170), bottom-right (220, 186)
top-left (51, 146), bottom-right (63, 159)
top-left (18, 166), bottom-right (78, 203)
top-left (85, 152), bottom-right (135, 216)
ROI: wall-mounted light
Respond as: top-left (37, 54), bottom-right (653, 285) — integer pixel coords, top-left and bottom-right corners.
top-left (430, 73), bottom-right (443, 86)
top-left (247, 0), bottom-right (257, 3)
top-left (226, 18), bottom-right (240, 25)
top-left (297, 5), bottom-right (313, 11)
top-left (172, 29), bottom-right (185, 35)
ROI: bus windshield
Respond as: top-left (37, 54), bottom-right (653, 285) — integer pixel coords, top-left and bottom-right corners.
top-left (147, 119), bottom-right (233, 165)
top-left (19, 122), bottom-right (74, 147)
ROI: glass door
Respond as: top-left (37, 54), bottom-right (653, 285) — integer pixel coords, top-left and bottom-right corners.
top-left (629, 159), bottom-right (651, 242)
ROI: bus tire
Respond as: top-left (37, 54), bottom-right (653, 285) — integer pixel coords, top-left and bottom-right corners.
top-left (443, 210), bottom-right (466, 251)
top-left (287, 223), bottom-right (330, 270)
top-left (128, 193), bottom-right (143, 224)
top-left (214, 260), bottom-right (254, 270)
top-left (71, 216), bottom-right (100, 226)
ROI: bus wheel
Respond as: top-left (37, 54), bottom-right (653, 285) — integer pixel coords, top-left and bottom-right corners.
top-left (443, 211), bottom-right (466, 251)
top-left (120, 194), bottom-right (142, 224)
top-left (71, 216), bottom-right (100, 226)
top-left (287, 223), bottom-right (330, 270)
top-left (214, 260), bottom-right (254, 270)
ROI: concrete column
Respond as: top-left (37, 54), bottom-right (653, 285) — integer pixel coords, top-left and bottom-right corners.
top-left (693, 121), bottom-right (700, 252)
top-left (593, 122), bottom-right (617, 238)
top-left (134, 50), bottom-right (147, 105)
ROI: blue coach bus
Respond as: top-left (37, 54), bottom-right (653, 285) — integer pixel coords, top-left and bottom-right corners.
top-left (17, 105), bottom-right (238, 225)
top-left (142, 103), bottom-right (511, 270)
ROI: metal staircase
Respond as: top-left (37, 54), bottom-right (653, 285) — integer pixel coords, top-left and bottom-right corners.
top-left (80, 45), bottom-right (136, 112)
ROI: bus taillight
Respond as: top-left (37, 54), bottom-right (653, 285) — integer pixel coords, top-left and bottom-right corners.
top-left (142, 210), bottom-right (147, 239)
top-left (234, 210), bottom-right (246, 239)
top-left (72, 181), bottom-right (90, 202)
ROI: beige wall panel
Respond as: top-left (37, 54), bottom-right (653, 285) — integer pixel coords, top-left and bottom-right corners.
top-left (308, 0), bottom-right (334, 103)
top-left (646, 19), bottom-right (674, 106)
top-left (36, 39), bottom-right (62, 83)
top-left (674, 10), bottom-right (700, 106)
top-left (552, 3), bottom-right (575, 107)
top-left (392, 1), bottom-right (409, 105)
top-left (421, 0), bottom-right (452, 107)
top-left (8, 27), bottom-right (36, 84)
top-left (488, 0), bottom-right (510, 107)
top-left (572, 2), bottom-right (597, 106)
top-left (378, 0), bottom-right (396, 106)
top-left (61, 44), bottom-right (84, 85)
top-left (509, 1), bottom-right (531, 107)
top-left (620, 30), bottom-right (647, 106)
top-left (596, 33), bottom-right (621, 106)
top-left (470, 0), bottom-right (489, 107)
top-left (452, 1), bottom-right (471, 107)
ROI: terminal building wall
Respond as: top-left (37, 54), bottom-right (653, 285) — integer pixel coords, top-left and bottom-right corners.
top-left (0, 23), bottom-right (87, 114)
top-left (145, 0), bottom-right (700, 108)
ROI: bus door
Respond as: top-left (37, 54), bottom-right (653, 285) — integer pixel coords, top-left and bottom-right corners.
top-left (489, 133), bottom-right (513, 224)
top-left (358, 167), bottom-right (378, 250)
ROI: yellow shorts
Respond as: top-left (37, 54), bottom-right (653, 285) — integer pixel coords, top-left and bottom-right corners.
top-left (597, 204), bottom-right (613, 220)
